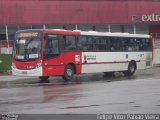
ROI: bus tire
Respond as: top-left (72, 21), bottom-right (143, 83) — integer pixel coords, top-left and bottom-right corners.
top-left (124, 61), bottom-right (136, 76)
top-left (39, 76), bottom-right (49, 81)
top-left (63, 65), bottom-right (74, 82)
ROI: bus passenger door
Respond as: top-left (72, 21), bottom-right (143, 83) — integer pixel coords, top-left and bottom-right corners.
top-left (44, 35), bottom-right (59, 59)
top-left (43, 34), bottom-right (63, 76)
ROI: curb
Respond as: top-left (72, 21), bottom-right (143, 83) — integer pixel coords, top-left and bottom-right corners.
top-left (0, 75), bottom-right (36, 82)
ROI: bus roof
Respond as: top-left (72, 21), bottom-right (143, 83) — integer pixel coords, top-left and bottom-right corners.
top-left (16, 29), bottom-right (150, 38)
top-left (45, 29), bottom-right (150, 38)
top-left (80, 31), bottom-right (150, 38)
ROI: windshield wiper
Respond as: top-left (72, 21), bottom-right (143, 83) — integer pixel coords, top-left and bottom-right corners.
top-left (25, 37), bottom-right (34, 46)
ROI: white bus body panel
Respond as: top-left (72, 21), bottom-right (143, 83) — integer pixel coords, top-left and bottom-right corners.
top-left (81, 52), bottom-right (152, 73)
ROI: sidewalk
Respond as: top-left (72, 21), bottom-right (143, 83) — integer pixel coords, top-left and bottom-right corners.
top-left (0, 74), bottom-right (36, 82)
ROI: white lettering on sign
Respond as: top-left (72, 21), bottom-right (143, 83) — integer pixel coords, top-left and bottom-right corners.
top-left (132, 13), bottom-right (160, 22)
top-left (142, 14), bottom-right (160, 22)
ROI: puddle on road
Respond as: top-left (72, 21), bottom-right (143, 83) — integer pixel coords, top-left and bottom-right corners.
top-left (133, 105), bottom-right (142, 108)
top-left (0, 84), bottom-right (83, 105)
top-left (61, 104), bottom-right (100, 109)
top-left (128, 101), bottom-right (136, 104)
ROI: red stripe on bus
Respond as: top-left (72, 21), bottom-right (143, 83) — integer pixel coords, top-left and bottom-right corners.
top-left (82, 60), bottom-right (142, 65)
top-left (44, 29), bottom-right (80, 35)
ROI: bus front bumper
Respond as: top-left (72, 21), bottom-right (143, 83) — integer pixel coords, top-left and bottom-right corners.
top-left (12, 66), bottom-right (43, 76)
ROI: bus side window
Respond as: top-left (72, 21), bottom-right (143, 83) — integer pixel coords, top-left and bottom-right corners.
top-left (109, 37), bottom-right (119, 51)
top-left (45, 40), bottom-right (54, 54)
top-left (77, 36), bottom-right (87, 51)
top-left (65, 36), bottom-right (77, 51)
top-left (146, 38), bottom-right (152, 51)
top-left (136, 38), bottom-right (145, 51)
top-left (123, 37), bottom-right (135, 52)
top-left (86, 37), bottom-right (93, 51)
top-left (95, 37), bottom-right (107, 51)
top-left (135, 38), bottom-right (152, 51)
top-left (122, 38), bottom-right (126, 51)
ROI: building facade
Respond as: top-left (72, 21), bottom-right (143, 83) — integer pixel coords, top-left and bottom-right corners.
top-left (0, 0), bottom-right (160, 64)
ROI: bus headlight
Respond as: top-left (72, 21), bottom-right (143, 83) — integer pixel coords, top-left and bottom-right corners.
top-left (12, 63), bottom-right (16, 68)
top-left (36, 60), bottom-right (42, 68)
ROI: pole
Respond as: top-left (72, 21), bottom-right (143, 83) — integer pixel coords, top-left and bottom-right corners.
top-left (5, 25), bottom-right (9, 54)
top-left (75, 24), bottom-right (78, 30)
top-left (133, 24), bottom-right (136, 34)
top-left (43, 24), bottom-right (46, 29)
top-left (108, 24), bottom-right (111, 32)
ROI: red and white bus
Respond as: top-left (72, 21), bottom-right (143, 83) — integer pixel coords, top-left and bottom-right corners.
top-left (12, 29), bottom-right (153, 81)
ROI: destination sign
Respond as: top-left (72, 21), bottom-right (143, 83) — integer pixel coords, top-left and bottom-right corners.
top-left (18, 32), bottom-right (39, 38)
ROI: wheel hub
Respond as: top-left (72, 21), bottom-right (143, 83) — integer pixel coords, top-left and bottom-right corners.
top-left (66, 69), bottom-right (72, 76)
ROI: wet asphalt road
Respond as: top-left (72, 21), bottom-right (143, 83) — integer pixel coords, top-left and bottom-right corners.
top-left (0, 67), bottom-right (160, 114)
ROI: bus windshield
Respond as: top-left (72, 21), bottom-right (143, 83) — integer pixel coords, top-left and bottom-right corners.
top-left (14, 31), bottom-right (42, 61)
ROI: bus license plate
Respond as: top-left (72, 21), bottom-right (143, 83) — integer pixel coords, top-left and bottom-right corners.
top-left (22, 71), bottom-right (27, 74)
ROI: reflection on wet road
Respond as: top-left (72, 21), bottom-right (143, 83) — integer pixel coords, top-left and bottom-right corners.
top-left (0, 67), bottom-right (160, 113)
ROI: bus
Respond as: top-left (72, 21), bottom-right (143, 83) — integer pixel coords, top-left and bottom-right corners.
top-left (12, 29), bottom-right (153, 81)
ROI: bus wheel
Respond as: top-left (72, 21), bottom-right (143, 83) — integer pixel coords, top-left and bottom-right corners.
top-left (63, 65), bottom-right (74, 82)
top-left (124, 61), bottom-right (136, 76)
top-left (39, 76), bottom-right (49, 81)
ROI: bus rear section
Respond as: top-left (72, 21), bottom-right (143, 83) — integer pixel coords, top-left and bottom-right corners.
top-left (79, 32), bottom-right (153, 76)
top-left (81, 52), bottom-right (152, 74)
